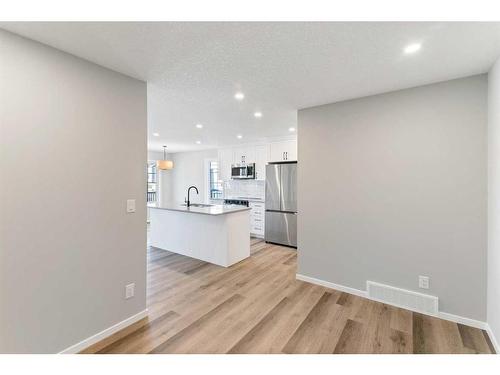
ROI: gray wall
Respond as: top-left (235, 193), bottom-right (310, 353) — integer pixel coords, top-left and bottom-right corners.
top-left (298, 75), bottom-right (487, 321)
top-left (0, 30), bottom-right (147, 352)
top-left (159, 149), bottom-right (218, 205)
top-left (148, 150), bottom-right (164, 161)
top-left (488, 58), bottom-right (500, 343)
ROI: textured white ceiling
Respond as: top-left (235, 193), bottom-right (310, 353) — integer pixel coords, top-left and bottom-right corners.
top-left (2, 22), bottom-right (500, 152)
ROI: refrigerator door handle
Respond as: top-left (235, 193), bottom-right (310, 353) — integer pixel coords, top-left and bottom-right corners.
top-left (266, 209), bottom-right (296, 214)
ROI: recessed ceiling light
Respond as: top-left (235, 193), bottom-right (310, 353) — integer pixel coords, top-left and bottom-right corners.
top-left (153, 132), bottom-right (160, 137)
top-left (237, 134), bottom-right (243, 139)
top-left (254, 112), bottom-right (262, 118)
top-left (289, 127), bottom-right (296, 132)
top-left (195, 124), bottom-right (203, 129)
top-left (196, 140), bottom-right (201, 144)
top-left (234, 92), bottom-right (245, 100)
top-left (404, 43), bottom-right (422, 54)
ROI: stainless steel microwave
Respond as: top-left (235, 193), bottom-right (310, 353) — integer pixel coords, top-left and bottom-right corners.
top-left (231, 163), bottom-right (255, 179)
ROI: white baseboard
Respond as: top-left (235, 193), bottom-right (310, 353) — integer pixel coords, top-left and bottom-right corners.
top-left (296, 274), bottom-right (368, 299)
top-left (437, 311), bottom-right (487, 330)
top-left (59, 309), bottom-right (148, 354)
top-left (486, 325), bottom-right (500, 354)
top-left (296, 273), bottom-right (489, 332)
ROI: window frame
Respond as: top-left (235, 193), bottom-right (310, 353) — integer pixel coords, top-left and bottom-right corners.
top-left (147, 161), bottom-right (158, 203)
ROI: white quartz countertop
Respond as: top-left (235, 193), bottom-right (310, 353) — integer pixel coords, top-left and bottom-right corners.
top-left (148, 203), bottom-right (251, 216)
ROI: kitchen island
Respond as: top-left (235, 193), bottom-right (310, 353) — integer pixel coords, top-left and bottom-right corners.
top-left (149, 204), bottom-right (251, 267)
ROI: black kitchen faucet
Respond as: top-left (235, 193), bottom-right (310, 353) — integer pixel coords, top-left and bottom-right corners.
top-left (186, 186), bottom-right (199, 207)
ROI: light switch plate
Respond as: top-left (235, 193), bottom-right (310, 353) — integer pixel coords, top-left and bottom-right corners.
top-left (126, 199), bottom-right (136, 213)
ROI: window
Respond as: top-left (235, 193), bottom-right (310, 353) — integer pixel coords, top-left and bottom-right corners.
top-left (209, 161), bottom-right (223, 200)
top-left (147, 162), bottom-right (158, 203)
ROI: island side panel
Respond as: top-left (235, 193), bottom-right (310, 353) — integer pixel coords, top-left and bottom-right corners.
top-left (225, 210), bottom-right (251, 266)
top-left (149, 208), bottom-right (227, 266)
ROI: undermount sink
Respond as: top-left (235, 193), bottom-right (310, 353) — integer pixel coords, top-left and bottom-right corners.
top-left (181, 203), bottom-right (214, 208)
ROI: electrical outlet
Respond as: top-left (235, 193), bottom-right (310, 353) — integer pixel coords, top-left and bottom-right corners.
top-left (125, 283), bottom-right (135, 299)
top-left (419, 276), bottom-right (430, 289)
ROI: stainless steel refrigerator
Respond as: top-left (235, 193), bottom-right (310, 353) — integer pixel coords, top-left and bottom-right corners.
top-left (265, 162), bottom-right (297, 248)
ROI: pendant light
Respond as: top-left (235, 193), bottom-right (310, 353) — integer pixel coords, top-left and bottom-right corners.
top-left (157, 145), bottom-right (173, 170)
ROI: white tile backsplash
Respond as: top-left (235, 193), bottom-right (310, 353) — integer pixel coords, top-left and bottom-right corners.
top-left (224, 179), bottom-right (265, 200)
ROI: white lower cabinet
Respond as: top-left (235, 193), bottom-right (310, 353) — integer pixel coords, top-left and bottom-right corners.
top-left (249, 201), bottom-right (265, 237)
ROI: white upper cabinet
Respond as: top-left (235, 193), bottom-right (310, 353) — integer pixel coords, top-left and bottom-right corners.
top-left (232, 144), bottom-right (269, 180)
top-left (269, 140), bottom-right (297, 162)
top-left (218, 141), bottom-right (293, 181)
top-left (233, 146), bottom-right (255, 165)
top-left (218, 148), bottom-right (233, 182)
top-left (254, 144), bottom-right (270, 180)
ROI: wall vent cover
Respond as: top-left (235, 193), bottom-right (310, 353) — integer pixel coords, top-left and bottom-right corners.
top-left (366, 281), bottom-right (438, 315)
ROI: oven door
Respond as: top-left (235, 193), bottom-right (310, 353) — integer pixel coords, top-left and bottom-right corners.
top-left (231, 166), bottom-right (246, 179)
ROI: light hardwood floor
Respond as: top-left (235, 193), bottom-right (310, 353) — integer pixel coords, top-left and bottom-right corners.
top-left (83, 238), bottom-right (495, 354)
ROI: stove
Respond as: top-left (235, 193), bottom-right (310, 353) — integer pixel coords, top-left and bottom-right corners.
top-left (224, 199), bottom-right (249, 207)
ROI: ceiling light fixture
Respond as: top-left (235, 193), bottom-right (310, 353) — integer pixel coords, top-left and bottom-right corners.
top-left (237, 134), bottom-right (243, 139)
top-left (195, 123), bottom-right (203, 129)
top-left (153, 132), bottom-right (160, 137)
top-left (404, 43), bottom-right (422, 54)
top-left (254, 112), bottom-right (262, 118)
top-left (157, 145), bottom-right (173, 170)
top-left (289, 127), bottom-right (296, 132)
top-left (234, 92), bottom-right (245, 100)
